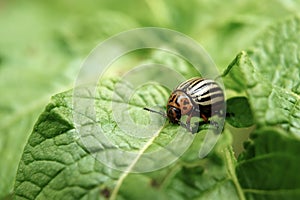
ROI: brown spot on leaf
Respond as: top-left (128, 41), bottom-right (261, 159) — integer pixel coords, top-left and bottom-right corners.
top-left (150, 179), bottom-right (160, 188)
top-left (100, 187), bottom-right (111, 198)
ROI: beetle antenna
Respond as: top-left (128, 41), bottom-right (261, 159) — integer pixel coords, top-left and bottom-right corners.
top-left (143, 108), bottom-right (167, 118)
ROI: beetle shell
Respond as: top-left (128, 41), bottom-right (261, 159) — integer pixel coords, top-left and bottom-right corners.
top-left (166, 77), bottom-right (225, 127)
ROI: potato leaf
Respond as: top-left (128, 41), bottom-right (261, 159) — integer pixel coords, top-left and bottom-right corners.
top-left (222, 17), bottom-right (300, 200)
top-left (14, 79), bottom-right (240, 200)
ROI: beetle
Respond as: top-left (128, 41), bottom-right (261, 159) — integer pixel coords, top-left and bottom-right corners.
top-left (144, 77), bottom-right (225, 133)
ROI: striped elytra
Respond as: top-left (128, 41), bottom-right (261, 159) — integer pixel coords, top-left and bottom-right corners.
top-left (144, 77), bottom-right (225, 132)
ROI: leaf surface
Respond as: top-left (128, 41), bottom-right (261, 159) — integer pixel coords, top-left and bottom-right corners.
top-left (222, 17), bottom-right (300, 200)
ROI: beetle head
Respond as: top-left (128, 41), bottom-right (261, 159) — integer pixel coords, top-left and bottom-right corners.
top-left (167, 106), bottom-right (181, 124)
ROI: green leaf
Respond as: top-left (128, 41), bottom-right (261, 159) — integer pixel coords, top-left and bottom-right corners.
top-left (14, 78), bottom-right (241, 200)
top-left (0, 4), bottom-right (80, 198)
top-left (115, 134), bottom-right (244, 200)
top-left (0, 2), bottom-right (137, 197)
top-left (8, 2), bottom-right (300, 200)
top-left (14, 90), bottom-right (122, 199)
top-left (223, 49), bottom-right (300, 135)
top-left (226, 97), bottom-right (254, 128)
top-left (162, 131), bottom-right (244, 200)
top-left (237, 127), bottom-right (300, 199)
top-left (222, 16), bottom-right (300, 200)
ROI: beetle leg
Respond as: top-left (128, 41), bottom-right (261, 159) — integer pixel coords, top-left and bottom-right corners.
top-left (186, 114), bottom-right (192, 128)
top-left (176, 114), bottom-right (194, 133)
top-left (178, 121), bottom-right (193, 133)
top-left (179, 122), bottom-right (194, 133)
top-left (200, 113), bottom-right (208, 122)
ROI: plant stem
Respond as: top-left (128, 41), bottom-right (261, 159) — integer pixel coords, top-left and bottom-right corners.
top-left (224, 146), bottom-right (246, 200)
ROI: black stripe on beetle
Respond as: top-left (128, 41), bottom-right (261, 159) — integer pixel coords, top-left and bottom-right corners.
top-left (144, 77), bottom-right (225, 133)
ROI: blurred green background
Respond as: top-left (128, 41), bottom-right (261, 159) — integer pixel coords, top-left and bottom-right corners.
top-left (1, 0), bottom-right (300, 198)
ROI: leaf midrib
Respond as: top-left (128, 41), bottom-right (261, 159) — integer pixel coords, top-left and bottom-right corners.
top-left (109, 125), bottom-right (165, 200)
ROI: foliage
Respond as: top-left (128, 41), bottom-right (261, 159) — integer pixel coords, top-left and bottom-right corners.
top-left (1, 0), bottom-right (300, 199)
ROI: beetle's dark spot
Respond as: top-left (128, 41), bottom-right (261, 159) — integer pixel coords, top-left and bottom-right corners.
top-left (100, 187), bottom-right (111, 198)
top-left (183, 99), bottom-right (189, 105)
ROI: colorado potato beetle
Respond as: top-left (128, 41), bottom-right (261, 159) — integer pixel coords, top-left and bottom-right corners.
top-left (144, 77), bottom-right (225, 133)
